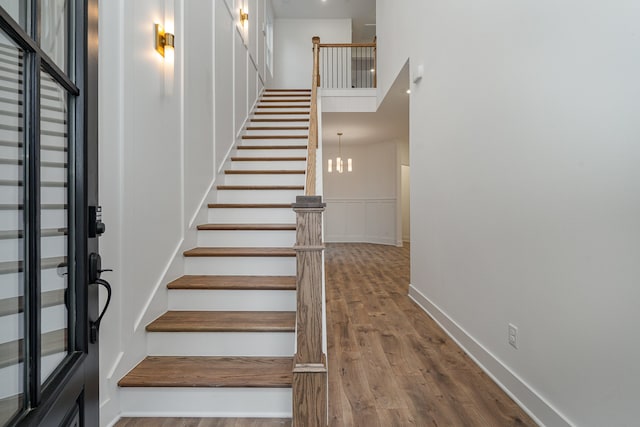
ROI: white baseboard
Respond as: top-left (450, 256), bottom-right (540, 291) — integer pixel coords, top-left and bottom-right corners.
top-left (408, 285), bottom-right (574, 427)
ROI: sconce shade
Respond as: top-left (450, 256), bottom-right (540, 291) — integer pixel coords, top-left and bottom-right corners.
top-left (155, 23), bottom-right (175, 57)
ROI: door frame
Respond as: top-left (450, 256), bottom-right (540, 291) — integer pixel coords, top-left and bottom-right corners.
top-left (0, 0), bottom-right (99, 425)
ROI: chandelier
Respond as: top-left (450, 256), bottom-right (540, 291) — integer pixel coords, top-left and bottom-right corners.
top-left (327, 132), bottom-right (352, 173)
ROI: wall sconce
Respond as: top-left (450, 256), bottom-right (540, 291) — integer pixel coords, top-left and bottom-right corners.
top-left (240, 8), bottom-right (249, 25)
top-left (155, 23), bottom-right (175, 57)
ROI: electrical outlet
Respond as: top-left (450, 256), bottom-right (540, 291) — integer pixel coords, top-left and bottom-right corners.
top-left (508, 323), bottom-right (518, 349)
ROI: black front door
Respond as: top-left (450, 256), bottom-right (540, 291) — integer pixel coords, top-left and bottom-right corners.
top-left (0, 0), bottom-right (99, 425)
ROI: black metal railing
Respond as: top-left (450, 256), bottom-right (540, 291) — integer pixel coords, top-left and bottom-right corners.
top-left (318, 42), bottom-right (377, 89)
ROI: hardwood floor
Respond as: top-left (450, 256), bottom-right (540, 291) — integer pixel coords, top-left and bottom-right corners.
top-left (326, 243), bottom-right (535, 427)
top-left (115, 419), bottom-right (291, 427)
top-left (116, 243), bottom-right (536, 426)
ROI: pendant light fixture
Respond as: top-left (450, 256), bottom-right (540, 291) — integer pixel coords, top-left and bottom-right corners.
top-left (327, 132), bottom-right (352, 173)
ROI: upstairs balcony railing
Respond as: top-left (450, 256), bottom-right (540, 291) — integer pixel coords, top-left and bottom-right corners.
top-left (318, 39), bottom-right (377, 89)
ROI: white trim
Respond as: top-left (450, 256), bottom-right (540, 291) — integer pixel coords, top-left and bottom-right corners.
top-left (133, 237), bottom-right (184, 332)
top-left (408, 285), bottom-right (574, 427)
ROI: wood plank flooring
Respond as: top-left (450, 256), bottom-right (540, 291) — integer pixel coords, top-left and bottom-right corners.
top-left (325, 243), bottom-right (536, 427)
top-left (115, 418), bottom-right (291, 427)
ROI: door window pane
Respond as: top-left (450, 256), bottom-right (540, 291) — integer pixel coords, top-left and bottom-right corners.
top-left (0, 32), bottom-right (25, 426)
top-left (39, 69), bottom-right (69, 385)
top-left (0, 1), bottom-right (29, 31)
top-left (41, 0), bottom-right (68, 72)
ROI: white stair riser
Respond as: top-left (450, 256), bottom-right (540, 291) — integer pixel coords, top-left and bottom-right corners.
top-left (0, 363), bottom-right (21, 399)
top-left (240, 138), bottom-right (308, 146)
top-left (207, 208), bottom-right (295, 224)
top-left (0, 235), bottom-right (65, 263)
top-left (168, 289), bottom-right (296, 311)
top-left (230, 160), bottom-right (306, 171)
top-left (197, 229), bottom-right (295, 247)
top-left (259, 97), bottom-right (310, 102)
top-left (252, 114), bottom-right (309, 120)
top-left (256, 108), bottom-right (309, 114)
top-left (243, 129), bottom-right (309, 137)
top-left (235, 148), bottom-right (307, 158)
top-left (246, 121), bottom-right (309, 129)
top-left (147, 332), bottom-right (294, 357)
top-left (223, 174), bottom-right (305, 186)
top-left (0, 186), bottom-right (65, 205)
top-left (0, 270), bottom-right (66, 301)
top-left (119, 388), bottom-right (291, 418)
top-left (185, 256), bottom-right (296, 276)
top-left (217, 189), bottom-right (302, 204)
top-left (0, 166), bottom-right (69, 182)
top-left (264, 91), bottom-right (310, 96)
top-left (0, 163), bottom-right (20, 181)
top-left (0, 146), bottom-right (66, 163)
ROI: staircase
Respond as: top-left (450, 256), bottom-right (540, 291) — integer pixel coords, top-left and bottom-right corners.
top-left (118, 89), bottom-right (312, 420)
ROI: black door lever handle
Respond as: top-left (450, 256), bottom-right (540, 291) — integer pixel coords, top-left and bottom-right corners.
top-left (89, 253), bottom-right (113, 343)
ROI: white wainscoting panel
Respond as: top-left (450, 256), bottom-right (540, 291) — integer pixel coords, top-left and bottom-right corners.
top-left (325, 198), bottom-right (397, 245)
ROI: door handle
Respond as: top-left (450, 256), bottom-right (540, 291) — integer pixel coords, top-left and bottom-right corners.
top-left (89, 252), bottom-right (112, 343)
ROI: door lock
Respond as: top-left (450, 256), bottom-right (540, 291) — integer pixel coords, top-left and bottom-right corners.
top-left (89, 206), bottom-right (105, 237)
top-left (89, 252), bottom-right (112, 343)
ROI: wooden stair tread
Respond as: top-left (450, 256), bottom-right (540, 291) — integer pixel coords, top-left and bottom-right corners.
top-left (257, 105), bottom-right (310, 109)
top-left (265, 89), bottom-right (310, 92)
top-left (242, 135), bottom-right (308, 140)
top-left (217, 185), bottom-right (304, 190)
top-left (238, 145), bottom-right (307, 150)
top-left (230, 157), bottom-right (306, 161)
top-left (118, 356), bottom-right (293, 388)
top-left (254, 112), bottom-right (309, 115)
top-left (207, 203), bottom-right (291, 208)
top-left (197, 223), bottom-right (296, 231)
top-left (167, 275), bottom-right (297, 290)
top-left (246, 126), bottom-right (309, 130)
top-left (184, 247), bottom-right (296, 257)
top-left (263, 94), bottom-right (311, 97)
top-left (250, 118), bottom-right (309, 123)
top-left (146, 311), bottom-right (296, 332)
top-left (224, 170), bottom-right (305, 175)
top-left (260, 99), bottom-right (310, 103)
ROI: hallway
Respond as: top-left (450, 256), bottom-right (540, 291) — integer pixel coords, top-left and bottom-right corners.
top-left (326, 243), bottom-right (536, 426)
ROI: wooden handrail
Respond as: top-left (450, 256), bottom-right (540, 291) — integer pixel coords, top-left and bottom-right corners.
top-left (318, 42), bottom-right (376, 48)
top-left (305, 36), bottom-right (321, 196)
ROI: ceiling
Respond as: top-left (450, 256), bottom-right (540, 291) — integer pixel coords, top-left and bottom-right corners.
top-left (271, 0), bottom-right (376, 43)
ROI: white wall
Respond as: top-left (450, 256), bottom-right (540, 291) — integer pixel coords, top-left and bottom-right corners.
top-left (378, 0), bottom-right (640, 426)
top-left (272, 19), bottom-right (351, 89)
top-left (323, 141), bottom-right (400, 245)
top-left (98, 0), bottom-right (271, 424)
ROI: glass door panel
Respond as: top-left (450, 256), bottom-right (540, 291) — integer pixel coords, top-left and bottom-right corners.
top-left (39, 68), bottom-right (70, 385)
top-left (41, 0), bottom-right (68, 72)
top-left (0, 1), bottom-right (28, 30)
top-left (0, 31), bottom-right (24, 426)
